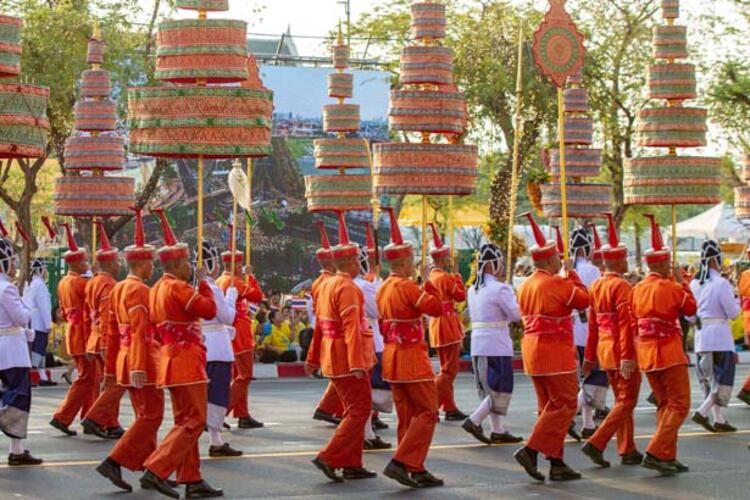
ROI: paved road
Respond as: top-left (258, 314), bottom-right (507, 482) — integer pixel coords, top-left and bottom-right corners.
top-left (4, 366), bottom-right (750, 499)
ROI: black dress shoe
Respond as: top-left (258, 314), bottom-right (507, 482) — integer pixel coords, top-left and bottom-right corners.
top-left (166, 479), bottom-right (179, 488)
top-left (581, 426), bottom-right (598, 440)
top-left (513, 447), bottom-right (545, 482)
top-left (8, 450), bottom-right (43, 466)
top-left (647, 392), bottom-right (658, 407)
top-left (443, 410), bottom-right (468, 421)
top-left (371, 415), bottom-right (389, 430)
top-left (567, 421), bottom-right (582, 442)
top-left (38, 380), bottom-right (57, 387)
top-left (594, 407), bottom-right (610, 421)
top-left (691, 412), bottom-right (715, 432)
top-left (209, 443), bottom-right (243, 457)
top-left (737, 389), bottom-right (750, 405)
top-left (106, 426), bottom-right (126, 439)
top-left (81, 418), bottom-right (109, 439)
top-left (461, 418), bottom-right (490, 444)
top-left (185, 480), bottom-right (223, 498)
top-left (96, 457), bottom-right (132, 491)
top-left (312, 409), bottom-right (341, 426)
top-left (61, 372), bottom-right (72, 385)
top-left (549, 462), bottom-right (582, 481)
top-left (140, 470), bottom-right (180, 498)
top-left (383, 460), bottom-right (419, 488)
top-left (620, 450), bottom-right (644, 465)
top-left (641, 454), bottom-right (678, 475)
top-left (363, 436), bottom-right (391, 450)
top-left (49, 418), bottom-right (77, 436)
top-left (713, 422), bottom-right (737, 433)
top-left (312, 457), bottom-right (343, 482)
top-left (490, 432), bottom-right (524, 444)
top-left (342, 467), bottom-right (377, 480)
top-left (237, 416), bottom-right (264, 429)
top-left (222, 421), bottom-right (231, 430)
top-left (411, 470), bottom-right (444, 488)
top-left (581, 442), bottom-right (610, 468)
top-left (668, 459), bottom-right (689, 473)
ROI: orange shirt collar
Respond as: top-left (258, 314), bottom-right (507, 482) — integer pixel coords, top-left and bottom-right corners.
top-left (126, 274), bottom-right (143, 283)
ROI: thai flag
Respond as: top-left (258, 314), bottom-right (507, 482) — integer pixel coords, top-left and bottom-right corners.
top-left (290, 297), bottom-right (307, 311)
top-left (249, 303), bottom-right (259, 316)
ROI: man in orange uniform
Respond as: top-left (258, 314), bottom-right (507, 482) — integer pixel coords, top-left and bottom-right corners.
top-left (217, 227), bottom-right (264, 429)
top-left (581, 213), bottom-right (643, 468)
top-left (426, 223), bottom-right (467, 421)
top-left (736, 252), bottom-right (750, 405)
top-left (96, 208), bottom-right (164, 493)
top-left (513, 213), bottom-right (589, 482)
top-left (50, 224), bottom-right (93, 436)
top-left (306, 211), bottom-right (376, 482)
top-left (81, 222), bottom-right (126, 439)
top-left (631, 214), bottom-right (697, 475)
top-left (139, 209), bottom-right (220, 499)
top-left (377, 207), bottom-right (445, 489)
top-left (309, 221), bottom-right (345, 425)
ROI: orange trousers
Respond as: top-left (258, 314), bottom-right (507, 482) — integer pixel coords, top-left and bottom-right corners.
top-left (392, 381), bottom-right (438, 473)
top-left (84, 358), bottom-right (126, 429)
top-left (317, 375), bottom-right (372, 468)
top-left (527, 373), bottom-right (578, 459)
top-left (588, 369), bottom-right (641, 455)
top-left (645, 364), bottom-right (690, 461)
top-left (110, 386), bottom-right (165, 471)
top-left (227, 350), bottom-right (254, 418)
top-left (143, 383), bottom-right (207, 484)
top-left (435, 343), bottom-right (460, 413)
top-left (742, 373), bottom-right (750, 392)
top-left (317, 381), bottom-right (345, 417)
top-left (53, 355), bottom-right (101, 426)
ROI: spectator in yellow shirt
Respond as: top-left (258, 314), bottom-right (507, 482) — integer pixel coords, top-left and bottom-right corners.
top-left (259, 310), bottom-right (297, 363)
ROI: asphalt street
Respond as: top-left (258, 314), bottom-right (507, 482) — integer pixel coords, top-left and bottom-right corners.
top-left (3, 366), bottom-right (750, 499)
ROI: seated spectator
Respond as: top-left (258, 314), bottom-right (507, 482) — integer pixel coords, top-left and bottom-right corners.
top-left (258, 310), bottom-right (297, 363)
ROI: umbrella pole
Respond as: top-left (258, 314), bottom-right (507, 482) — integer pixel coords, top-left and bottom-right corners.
top-left (421, 195), bottom-right (428, 278)
top-left (557, 86), bottom-right (569, 259)
top-left (197, 155), bottom-right (204, 268)
top-left (449, 195), bottom-right (456, 270)
top-left (672, 204), bottom-right (677, 264)
top-left (364, 138), bottom-right (380, 274)
top-left (245, 159), bottom-right (253, 269)
top-left (231, 163), bottom-right (238, 277)
top-left (91, 216), bottom-right (97, 268)
top-left (506, 24), bottom-right (524, 283)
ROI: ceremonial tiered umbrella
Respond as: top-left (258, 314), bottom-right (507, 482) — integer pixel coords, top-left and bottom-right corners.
top-left (735, 155), bottom-right (750, 221)
top-left (128, 0), bottom-right (273, 266)
top-left (623, 0), bottom-right (721, 259)
top-left (53, 25), bottom-right (134, 259)
top-left (373, 1), bottom-right (478, 270)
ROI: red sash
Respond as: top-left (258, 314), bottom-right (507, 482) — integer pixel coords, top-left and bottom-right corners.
top-left (319, 318), bottom-right (344, 339)
top-left (597, 312), bottom-right (618, 337)
top-left (382, 319), bottom-right (423, 344)
top-left (522, 315), bottom-right (573, 336)
top-left (155, 322), bottom-right (202, 346)
top-left (119, 325), bottom-right (155, 347)
top-left (742, 297), bottom-right (750, 312)
top-left (441, 301), bottom-right (456, 316)
top-left (637, 317), bottom-right (682, 339)
top-left (65, 307), bottom-right (84, 325)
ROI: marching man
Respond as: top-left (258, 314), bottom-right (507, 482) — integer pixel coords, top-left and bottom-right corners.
top-left (631, 214), bottom-right (697, 475)
top-left (463, 243), bottom-right (523, 445)
top-left (24, 257), bottom-right (54, 386)
top-left (513, 213), bottom-right (589, 482)
top-left (306, 211), bottom-right (377, 482)
top-left (581, 213), bottom-right (643, 467)
top-left (377, 207), bottom-right (445, 489)
top-left (737, 250), bottom-right (750, 405)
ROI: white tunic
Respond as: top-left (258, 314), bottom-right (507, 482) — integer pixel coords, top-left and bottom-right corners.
top-left (23, 275), bottom-right (52, 333)
top-left (203, 277), bottom-right (237, 363)
top-left (0, 274), bottom-right (32, 370)
top-left (690, 269), bottom-right (741, 353)
top-left (354, 275), bottom-right (383, 353)
top-left (573, 257), bottom-right (601, 347)
top-left (467, 274), bottom-right (521, 357)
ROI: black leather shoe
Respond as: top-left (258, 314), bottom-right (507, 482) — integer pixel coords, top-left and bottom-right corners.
top-left (222, 421), bottom-right (231, 430)
top-left (8, 450), bottom-right (43, 466)
top-left (312, 409), bottom-right (341, 426)
top-left (166, 479), bottom-right (179, 488)
top-left (140, 470), bottom-right (180, 498)
top-left (61, 372), bottom-right (72, 385)
top-left (567, 421), bottom-right (582, 442)
top-left (96, 458), bottom-right (132, 491)
top-left (49, 418), bottom-right (77, 436)
top-left (647, 392), bottom-right (658, 407)
top-left (713, 422), bottom-right (737, 433)
top-left (342, 467), bottom-right (377, 480)
top-left (581, 442), bottom-right (610, 468)
top-left (461, 418), bottom-right (490, 444)
top-left (443, 410), bottom-right (468, 421)
top-left (620, 450), bottom-right (644, 465)
top-left (641, 454), bottom-right (678, 475)
top-left (738, 389), bottom-right (750, 405)
top-left (669, 459), bottom-right (689, 473)
top-left (371, 415), bottom-right (389, 430)
top-left (312, 457), bottom-right (343, 482)
top-left (411, 470), bottom-right (444, 488)
top-left (38, 379), bottom-right (57, 387)
top-left (490, 432), bottom-right (524, 444)
top-left (691, 412), bottom-right (715, 432)
top-left (383, 460), bottom-right (420, 488)
top-left (185, 480), bottom-right (223, 498)
top-left (209, 443), bottom-right (243, 457)
top-left (581, 426), bottom-right (598, 440)
top-left (237, 416), bottom-right (264, 429)
top-left (513, 447), bottom-right (545, 482)
top-left (106, 426), bottom-right (126, 439)
top-left (594, 407), bottom-right (610, 421)
top-left (81, 418), bottom-right (109, 439)
top-left (549, 462), bottom-right (582, 481)
top-left (363, 436), bottom-right (391, 450)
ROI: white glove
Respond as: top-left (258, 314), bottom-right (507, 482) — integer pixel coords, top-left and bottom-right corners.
top-left (225, 286), bottom-right (238, 305)
top-left (25, 328), bottom-right (35, 342)
top-left (227, 326), bottom-right (237, 341)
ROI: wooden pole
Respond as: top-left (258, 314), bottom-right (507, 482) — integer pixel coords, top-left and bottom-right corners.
top-left (672, 204), bottom-right (677, 264)
top-left (421, 195), bottom-right (428, 276)
top-left (449, 195), bottom-right (455, 269)
top-left (364, 138), bottom-right (380, 273)
top-left (557, 86), bottom-right (569, 258)
top-left (506, 25), bottom-right (524, 283)
top-left (231, 160), bottom-right (239, 277)
top-left (197, 155), bottom-right (204, 268)
top-left (91, 217), bottom-right (97, 268)
top-left (245, 158), bottom-right (253, 268)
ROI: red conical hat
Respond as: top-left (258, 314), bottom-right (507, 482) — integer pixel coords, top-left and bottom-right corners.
top-left (521, 212), bottom-right (557, 262)
top-left (602, 212), bottom-right (627, 261)
top-left (124, 207), bottom-right (155, 261)
top-left (588, 222), bottom-right (604, 262)
top-left (152, 208), bottom-right (189, 262)
top-left (314, 220), bottom-right (333, 263)
top-left (221, 222), bottom-right (243, 264)
top-left (428, 222), bottom-right (450, 258)
top-left (62, 223), bottom-right (87, 263)
top-left (332, 210), bottom-right (359, 260)
top-left (0, 218), bottom-right (7, 239)
top-left (643, 213), bottom-right (670, 264)
top-left (383, 207), bottom-right (413, 261)
top-left (552, 225), bottom-right (564, 256)
top-left (364, 222), bottom-right (375, 251)
top-left (14, 222), bottom-right (29, 243)
top-left (41, 215), bottom-right (57, 240)
top-left (95, 221), bottom-right (119, 262)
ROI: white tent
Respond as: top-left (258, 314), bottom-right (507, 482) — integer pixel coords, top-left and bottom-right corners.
top-left (674, 202), bottom-right (750, 242)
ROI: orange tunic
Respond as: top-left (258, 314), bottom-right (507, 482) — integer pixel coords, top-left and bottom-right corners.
top-left (376, 275), bottom-right (442, 383)
top-left (631, 273), bottom-right (697, 372)
top-left (427, 268), bottom-right (466, 348)
top-left (306, 270), bottom-right (335, 365)
top-left (216, 272), bottom-right (263, 354)
top-left (517, 269), bottom-right (590, 376)
top-left (739, 269), bottom-right (750, 335)
top-left (58, 271), bottom-right (91, 357)
top-left (109, 275), bottom-right (160, 386)
top-left (149, 274), bottom-right (216, 387)
top-left (84, 272), bottom-right (117, 355)
top-left (585, 272), bottom-right (637, 371)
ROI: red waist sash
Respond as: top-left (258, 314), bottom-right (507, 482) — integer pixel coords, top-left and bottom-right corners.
top-left (118, 324), bottom-right (155, 347)
top-left (597, 312), bottom-right (618, 336)
top-left (742, 297), bottom-right (750, 312)
top-left (440, 302), bottom-right (456, 316)
top-left (637, 317), bottom-right (682, 339)
top-left (319, 318), bottom-right (344, 339)
top-left (155, 322), bottom-right (202, 346)
top-left (522, 315), bottom-right (573, 336)
top-left (65, 307), bottom-right (84, 325)
top-left (382, 319), bottom-right (423, 344)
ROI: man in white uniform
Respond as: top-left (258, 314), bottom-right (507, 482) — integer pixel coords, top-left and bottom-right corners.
top-left (689, 239), bottom-right (740, 433)
top-left (462, 243), bottom-right (523, 445)
top-left (24, 258), bottom-right (54, 386)
top-left (197, 242), bottom-right (242, 457)
top-left (0, 221), bottom-right (42, 465)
